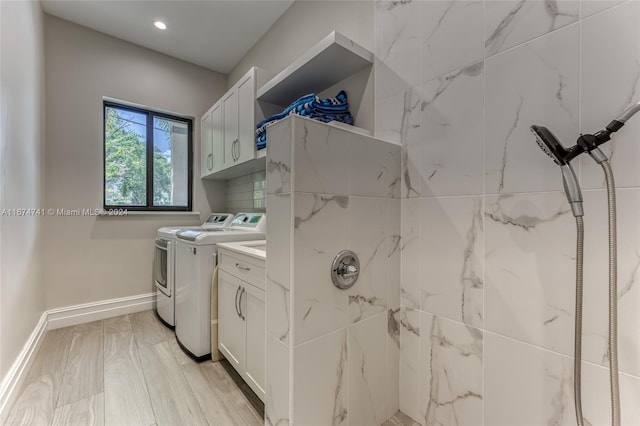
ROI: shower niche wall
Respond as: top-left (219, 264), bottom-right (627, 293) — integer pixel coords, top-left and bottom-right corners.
top-left (265, 115), bottom-right (401, 425)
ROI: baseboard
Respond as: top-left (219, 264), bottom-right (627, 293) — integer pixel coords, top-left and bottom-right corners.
top-left (0, 292), bottom-right (157, 421)
top-left (47, 292), bottom-right (156, 330)
top-left (0, 312), bottom-right (48, 424)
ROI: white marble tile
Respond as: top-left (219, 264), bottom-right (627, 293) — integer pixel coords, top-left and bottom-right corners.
top-left (581, 364), bottom-right (640, 425)
top-left (579, 1), bottom-right (640, 190)
top-left (420, 313), bottom-right (483, 426)
top-left (484, 192), bottom-right (576, 356)
top-left (485, 0), bottom-right (579, 57)
top-left (266, 333), bottom-right (289, 426)
top-left (348, 197), bottom-right (389, 323)
top-left (350, 136), bottom-right (402, 198)
top-left (421, 196), bottom-right (483, 328)
top-left (348, 313), bottom-right (388, 426)
top-left (484, 332), bottom-right (575, 426)
top-left (266, 194), bottom-right (291, 345)
top-left (421, 62), bottom-right (485, 197)
top-left (387, 307), bottom-right (400, 420)
top-left (266, 278), bottom-right (290, 345)
top-left (485, 24), bottom-right (580, 194)
top-left (421, 0), bottom-right (485, 83)
top-left (266, 194), bottom-right (290, 291)
top-left (581, 189), bottom-right (640, 377)
top-left (398, 307), bottom-right (421, 423)
top-left (580, 0), bottom-right (626, 18)
top-left (266, 117), bottom-right (292, 195)
top-left (401, 199), bottom-right (421, 310)
top-left (294, 117), bottom-right (350, 195)
top-left (374, 86), bottom-right (421, 198)
top-left (375, 0), bottom-right (421, 100)
top-left (388, 198), bottom-right (401, 309)
top-left (293, 193), bottom-right (349, 345)
top-left (293, 329), bottom-right (348, 426)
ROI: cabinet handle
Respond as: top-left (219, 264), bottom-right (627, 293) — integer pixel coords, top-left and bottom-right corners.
top-left (234, 286), bottom-right (241, 317)
top-left (207, 153), bottom-right (213, 170)
top-left (235, 262), bottom-right (250, 271)
top-left (239, 287), bottom-right (246, 320)
top-left (233, 139), bottom-right (239, 162)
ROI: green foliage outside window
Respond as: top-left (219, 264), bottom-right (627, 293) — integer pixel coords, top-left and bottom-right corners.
top-left (104, 108), bottom-right (172, 206)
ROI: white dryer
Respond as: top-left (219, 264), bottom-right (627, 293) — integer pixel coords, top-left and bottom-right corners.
top-left (154, 213), bottom-right (234, 328)
top-left (174, 213), bottom-right (266, 359)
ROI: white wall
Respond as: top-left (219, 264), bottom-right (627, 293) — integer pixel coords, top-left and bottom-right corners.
top-left (227, 0), bottom-right (374, 88)
top-left (43, 15), bottom-right (227, 309)
top-left (0, 0), bottom-right (46, 378)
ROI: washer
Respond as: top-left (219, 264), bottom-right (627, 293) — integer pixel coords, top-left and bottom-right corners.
top-left (174, 212), bottom-right (266, 360)
top-left (154, 213), bottom-right (234, 328)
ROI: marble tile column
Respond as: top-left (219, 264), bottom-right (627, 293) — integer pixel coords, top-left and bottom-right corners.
top-left (266, 116), bottom-right (401, 425)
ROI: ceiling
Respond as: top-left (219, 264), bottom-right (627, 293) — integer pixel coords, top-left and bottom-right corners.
top-left (40, 0), bottom-right (295, 74)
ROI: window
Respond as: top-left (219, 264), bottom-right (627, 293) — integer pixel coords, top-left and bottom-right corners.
top-left (103, 101), bottom-right (192, 211)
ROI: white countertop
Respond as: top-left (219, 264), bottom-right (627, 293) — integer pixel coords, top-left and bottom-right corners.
top-left (217, 240), bottom-right (266, 261)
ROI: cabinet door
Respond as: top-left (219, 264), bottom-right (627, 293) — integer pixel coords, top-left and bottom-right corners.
top-left (200, 109), bottom-right (213, 178)
top-left (211, 102), bottom-right (224, 172)
top-left (236, 72), bottom-right (256, 164)
top-left (223, 90), bottom-right (239, 166)
top-left (242, 283), bottom-right (265, 401)
top-left (218, 270), bottom-right (245, 372)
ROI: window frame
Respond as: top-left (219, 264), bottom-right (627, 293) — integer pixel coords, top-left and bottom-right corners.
top-left (103, 100), bottom-right (193, 212)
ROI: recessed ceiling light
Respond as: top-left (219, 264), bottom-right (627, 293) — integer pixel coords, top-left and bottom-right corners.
top-left (154, 21), bottom-right (167, 30)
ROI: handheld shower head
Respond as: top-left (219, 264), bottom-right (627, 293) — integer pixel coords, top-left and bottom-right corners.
top-left (530, 125), bottom-right (570, 165)
top-left (530, 125), bottom-right (584, 217)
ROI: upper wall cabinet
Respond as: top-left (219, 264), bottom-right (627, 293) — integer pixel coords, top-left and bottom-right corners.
top-left (201, 101), bottom-right (223, 177)
top-left (202, 67), bottom-right (272, 180)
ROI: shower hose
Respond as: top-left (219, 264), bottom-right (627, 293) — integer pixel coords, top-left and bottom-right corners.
top-left (573, 159), bottom-right (620, 426)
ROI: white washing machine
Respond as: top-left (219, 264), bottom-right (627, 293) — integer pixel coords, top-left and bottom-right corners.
top-left (154, 213), bottom-right (234, 328)
top-left (174, 212), bottom-right (266, 359)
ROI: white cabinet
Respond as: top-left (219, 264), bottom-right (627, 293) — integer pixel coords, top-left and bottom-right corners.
top-left (236, 73), bottom-right (257, 164)
top-left (201, 67), bottom-right (271, 180)
top-left (217, 247), bottom-right (266, 402)
top-left (200, 102), bottom-right (223, 177)
top-left (222, 90), bottom-right (239, 166)
top-left (218, 271), bottom-right (245, 372)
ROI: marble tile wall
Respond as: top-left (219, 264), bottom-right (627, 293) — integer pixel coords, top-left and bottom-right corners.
top-left (376, 0), bottom-right (640, 425)
top-left (266, 116), bottom-right (401, 425)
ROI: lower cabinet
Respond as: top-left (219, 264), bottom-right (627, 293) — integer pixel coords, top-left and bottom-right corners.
top-left (217, 269), bottom-right (265, 401)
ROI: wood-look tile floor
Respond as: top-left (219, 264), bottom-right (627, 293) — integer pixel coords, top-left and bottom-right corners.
top-left (6, 309), bottom-right (416, 426)
top-left (5, 310), bottom-right (264, 426)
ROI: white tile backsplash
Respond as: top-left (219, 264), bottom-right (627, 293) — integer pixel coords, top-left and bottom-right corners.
top-left (225, 170), bottom-right (266, 213)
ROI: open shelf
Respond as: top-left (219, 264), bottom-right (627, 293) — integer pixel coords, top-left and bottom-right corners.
top-left (256, 31), bottom-right (373, 106)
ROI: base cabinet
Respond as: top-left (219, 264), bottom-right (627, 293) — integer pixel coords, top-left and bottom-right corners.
top-left (217, 268), bottom-right (265, 402)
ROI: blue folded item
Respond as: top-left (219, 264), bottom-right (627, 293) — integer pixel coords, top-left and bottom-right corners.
top-left (256, 90), bottom-right (353, 149)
